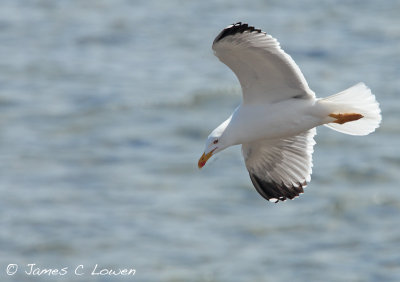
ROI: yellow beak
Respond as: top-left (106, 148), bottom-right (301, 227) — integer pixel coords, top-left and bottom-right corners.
top-left (198, 149), bottom-right (216, 169)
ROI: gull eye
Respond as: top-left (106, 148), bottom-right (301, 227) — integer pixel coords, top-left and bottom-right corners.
top-left (213, 139), bottom-right (219, 144)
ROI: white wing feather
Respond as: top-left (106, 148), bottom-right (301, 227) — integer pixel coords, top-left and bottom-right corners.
top-left (242, 129), bottom-right (316, 202)
top-left (213, 23), bottom-right (315, 104)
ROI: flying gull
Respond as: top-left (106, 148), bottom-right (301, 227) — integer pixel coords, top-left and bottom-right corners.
top-left (198, 22), bottom-right (381, 203)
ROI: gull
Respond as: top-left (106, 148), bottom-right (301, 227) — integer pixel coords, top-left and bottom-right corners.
top-left (198, 22), bottom-right (381, 203)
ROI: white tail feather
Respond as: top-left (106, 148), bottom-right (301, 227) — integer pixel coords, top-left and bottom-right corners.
top-left (322, 83), bottom-right (381, 135)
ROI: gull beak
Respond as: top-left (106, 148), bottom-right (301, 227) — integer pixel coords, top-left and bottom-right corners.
top-left (198, 149), bottom-right (216, 169)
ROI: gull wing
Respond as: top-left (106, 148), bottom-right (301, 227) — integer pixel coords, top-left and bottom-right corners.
top-left (213, 22), bottom-right (315, 104)
top-left (242, 129), bottom-right (316, 203)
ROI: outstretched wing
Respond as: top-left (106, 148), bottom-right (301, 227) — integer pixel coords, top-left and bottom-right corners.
top-left (213, 22), bottom-right (314, 104)
top-left (242, 129), bottom-right (316, 203)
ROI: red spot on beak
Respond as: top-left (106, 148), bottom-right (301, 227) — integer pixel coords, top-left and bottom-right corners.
top-left (198, 149), bottom-right (216, 169)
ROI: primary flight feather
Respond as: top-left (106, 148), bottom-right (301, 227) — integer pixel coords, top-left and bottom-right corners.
top-left (198, 22), bottom-right (381, 203)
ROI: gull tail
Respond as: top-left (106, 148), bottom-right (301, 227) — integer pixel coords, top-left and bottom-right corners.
top-left (322, 83), bottom-right (382, 135)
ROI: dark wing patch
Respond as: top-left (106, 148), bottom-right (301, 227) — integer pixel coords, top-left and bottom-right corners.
top-left (249, 173), bottom-right (305, 203)
top-left (213, 22), bottom-right (263, 45)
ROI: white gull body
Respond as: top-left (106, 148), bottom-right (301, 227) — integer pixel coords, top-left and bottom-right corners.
top-left (198, 23), bottom-right (381, 203)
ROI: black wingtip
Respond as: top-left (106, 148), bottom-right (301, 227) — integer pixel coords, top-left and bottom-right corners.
top-left (213, 22), bottom-right (263, 44)
top-left (249, 173), bottom-right (305, 203)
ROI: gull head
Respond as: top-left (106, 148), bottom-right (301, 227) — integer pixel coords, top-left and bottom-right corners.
top-left (198, 118), bottom-right (231, 169)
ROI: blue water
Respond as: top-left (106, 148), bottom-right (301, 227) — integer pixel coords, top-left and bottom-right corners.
top-left (0, 0), bottom-right (399, 281)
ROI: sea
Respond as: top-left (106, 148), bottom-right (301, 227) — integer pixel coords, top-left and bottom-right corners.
top-left (0, 0), bottom-right (399, 281)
